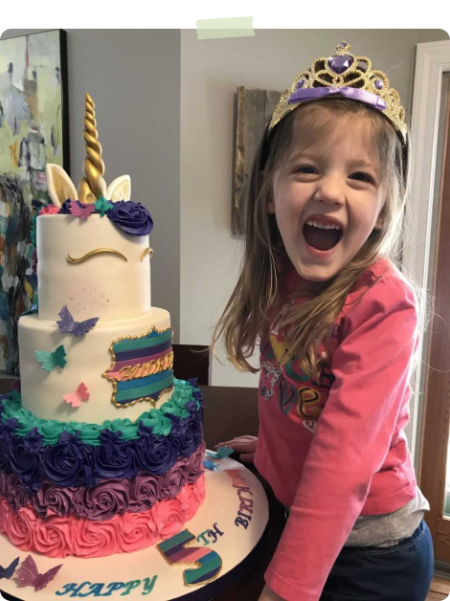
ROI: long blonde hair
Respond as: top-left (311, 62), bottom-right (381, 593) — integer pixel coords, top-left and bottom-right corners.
top-left (212, 98), bottom-right (433, 383)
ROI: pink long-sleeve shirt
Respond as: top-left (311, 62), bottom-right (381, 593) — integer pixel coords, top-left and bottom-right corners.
top-left (254, 256), bottom-right (420, 601)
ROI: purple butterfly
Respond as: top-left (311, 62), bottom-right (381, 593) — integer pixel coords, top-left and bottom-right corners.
top-left (57, 305), bottom-right (99, 337)
top-left (70, 200), bottom-right (95, 220)
top-left (15, 555), bottom-right (62, 591)
top-left (0, 557), bottom-right (19, 579)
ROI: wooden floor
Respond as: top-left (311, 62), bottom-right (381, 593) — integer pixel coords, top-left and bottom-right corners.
top-left (428, 573), bottom-right (450, 600)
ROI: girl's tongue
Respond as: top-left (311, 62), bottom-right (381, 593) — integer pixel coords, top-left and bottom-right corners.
top-left (303, 223), bottom-right (341, 251)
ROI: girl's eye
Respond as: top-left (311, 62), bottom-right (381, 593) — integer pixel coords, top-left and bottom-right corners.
top-left (350, 171), bottom-right (375, 183)
top-left (296, 165), bottom-right (374, 183)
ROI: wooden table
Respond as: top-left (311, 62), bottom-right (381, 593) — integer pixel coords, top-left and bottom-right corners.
top-left (0, 385), bottom-right (287, 601)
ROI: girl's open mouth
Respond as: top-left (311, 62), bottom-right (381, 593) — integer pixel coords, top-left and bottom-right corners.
top-left (303, 223), bottom-right (343, 251)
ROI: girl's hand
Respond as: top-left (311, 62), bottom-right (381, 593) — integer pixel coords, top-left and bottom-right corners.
top-left (214, 435), bottom-right (257, 463)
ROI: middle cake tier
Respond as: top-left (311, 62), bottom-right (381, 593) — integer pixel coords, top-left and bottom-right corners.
top-left (18, 308), bottom-right (174, 424)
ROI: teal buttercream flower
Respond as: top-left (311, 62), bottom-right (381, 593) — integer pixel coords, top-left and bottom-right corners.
top-left (0, 378), bottom-right (201, 447)
top-left (94, 196), bottom-right (114, 217)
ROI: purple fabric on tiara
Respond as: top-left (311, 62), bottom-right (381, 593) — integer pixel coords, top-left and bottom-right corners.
top-left (288, 86), bottom-right (387, 110)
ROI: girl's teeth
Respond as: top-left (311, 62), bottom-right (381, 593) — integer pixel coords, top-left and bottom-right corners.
top-left (306, 220), bottom-right (342, 230)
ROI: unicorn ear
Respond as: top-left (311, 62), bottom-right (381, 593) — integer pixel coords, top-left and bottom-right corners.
top-left (106, 175), bottom-right (131, 202)
top-left (46, 164), bottom-right (78, 208)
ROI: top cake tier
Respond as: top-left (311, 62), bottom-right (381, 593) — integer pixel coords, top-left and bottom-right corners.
top-left (37, 214), bottom-right (151, 322)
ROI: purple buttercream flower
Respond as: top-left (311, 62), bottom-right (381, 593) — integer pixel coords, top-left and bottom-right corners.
top-left (107, 200), bottom-right (153, 236)
top-left (129, 473), bottom-right (161, 511)
top-left (24, 427), bottom-right (44, 455)
top-left (160, 459), bottom-right (189, 499)
top-left (42, 432), bottom-right (93, 487)
top-left (7, 437), bottom-right (41, 490)
top-left (32, 481), bottom-right (76, 519)
top-left (73, 479), bottom-right (129, 521)
top-left (175, 414), bottom-right (202, 457)
top-left (140, 435), bottom-right (177, 476)
top-left (93, 437), bottom-right (142, 480)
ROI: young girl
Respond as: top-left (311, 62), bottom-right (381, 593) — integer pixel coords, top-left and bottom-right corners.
top-left (213, 42), bottom-right (434, 601)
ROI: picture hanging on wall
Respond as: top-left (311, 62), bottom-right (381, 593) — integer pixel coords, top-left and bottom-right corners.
top-left (0, 29), bottom-right (69, 375)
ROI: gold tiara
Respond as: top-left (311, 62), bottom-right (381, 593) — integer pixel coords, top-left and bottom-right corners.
top-left (268, 42), bottom-right (407, 146)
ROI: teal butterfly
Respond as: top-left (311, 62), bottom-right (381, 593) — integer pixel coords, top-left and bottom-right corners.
top-left (35, 345), bottom-right (67, 372)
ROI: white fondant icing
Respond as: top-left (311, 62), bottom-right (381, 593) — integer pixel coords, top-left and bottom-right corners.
top-left (37, 215), bottom-right (151, 322)
top-left (18, 309), bottom-right (172, 424)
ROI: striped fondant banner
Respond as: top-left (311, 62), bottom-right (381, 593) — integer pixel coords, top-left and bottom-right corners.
top-left (103, 327), bottom-right (174, 407)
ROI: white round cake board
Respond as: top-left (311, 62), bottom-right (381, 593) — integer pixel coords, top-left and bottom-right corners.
top-left (0, 454), bottom-right (269, 601)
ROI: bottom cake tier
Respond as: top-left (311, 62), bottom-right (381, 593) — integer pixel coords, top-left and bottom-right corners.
top-left (0, 378), bottom-right (206, 559)
top-left (0, 456), bottom-right (270, 601)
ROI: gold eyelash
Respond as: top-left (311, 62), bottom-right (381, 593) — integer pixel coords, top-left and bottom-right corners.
top-left (140, 247), bottom-right (153, 262)
top-left (67, 249), bottom-right (128, 264)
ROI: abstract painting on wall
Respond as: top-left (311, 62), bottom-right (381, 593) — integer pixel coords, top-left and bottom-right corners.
top-left (0, 30), bottom-right (69, 375)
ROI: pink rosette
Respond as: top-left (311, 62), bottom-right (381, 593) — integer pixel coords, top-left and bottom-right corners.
top-left (0, 496), bottom-right (10, 533)
top-left (39, 205), bottom-right (60, 215)
top-left (192, 473), bottom-right (207, 504)
top-left (120, 511), bottom-right (158, 553)
top-left (153, 497), bottom-right (186, 539)
top-left (33, 514), bottom-right (73, 557)
top-left (176, 481), bottom-right (199, 521)
top-left (73, 518), bottom-right (120, 558)
top-left (7, 505), bottom-right (36, 550)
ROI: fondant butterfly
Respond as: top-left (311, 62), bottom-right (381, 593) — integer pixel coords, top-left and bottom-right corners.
top-left (63, 382), bottom-right (90, 408)
top-left (15, 555), bottom-right (62, 591)
top-left (206, 446), bottom-right (234, 459)
top-left (57, 305), bottom-right (99, 337)
top-left (202, 459), bottom-right (220, 471)
top-left (35, 345), bottom-right (67, 371)
top-left (70, 201), bottom-right (95, 220)
top-left (0, 557), bottom-right (19, 580)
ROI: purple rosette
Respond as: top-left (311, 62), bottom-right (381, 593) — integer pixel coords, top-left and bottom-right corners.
top-left (160, 459), bottom-right (189, 499)
top-left (139, 432), bottom-right (178, 476)
top-left (73, 479), bottom-right (129, 521)
top-left (32, 481), bottom-right (76, 519)
top-left (188, 441), bottom-right (206, 480)
top-left (42, 431), bottom-right (93, 487)
top-left (129, 473), bottom-right (161, 512)
top-left (106, 201), bottom-right (153, 236)
top-left (7, 436), bottom-right (41, 491)
top-left (1, 472), bottom-right (31, 511)
top-left (174, 414), bottom-right (203, 457)
top-left (93, 430), bottom-right (142, 480)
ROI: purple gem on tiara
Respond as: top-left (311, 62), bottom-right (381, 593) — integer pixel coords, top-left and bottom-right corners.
top-left (375, 79), bottom-right (383, 90)
top-left (296, 79), bottom-right (304, 89)
top-left (339, 42), bottom-right (347, 48)
top-left (328, 54), bottom-right (354, 74)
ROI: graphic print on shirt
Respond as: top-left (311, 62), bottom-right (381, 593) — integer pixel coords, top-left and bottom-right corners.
top-left (260, 314), bottom-right (340, 434)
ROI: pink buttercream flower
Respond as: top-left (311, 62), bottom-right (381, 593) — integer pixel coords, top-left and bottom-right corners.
top-left (33, 514), bottom-right (73, 558)
top-left (153, 498), bottom-right (186, 539)
top-left (73, 518), bottom-right (120, 558)
top-left (38, 205), bottom-right (60, 215)
top-left (7, 505), bottom-right (36, 550)
top-left (120, 511), bottom-right (158, 553)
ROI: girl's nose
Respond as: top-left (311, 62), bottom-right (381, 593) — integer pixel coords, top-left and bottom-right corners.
top-left (314, 175), bottom-right (345, 205)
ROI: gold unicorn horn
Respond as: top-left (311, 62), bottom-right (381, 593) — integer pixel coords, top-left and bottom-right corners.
top-left (78, 93), bottom-right (107, 203)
